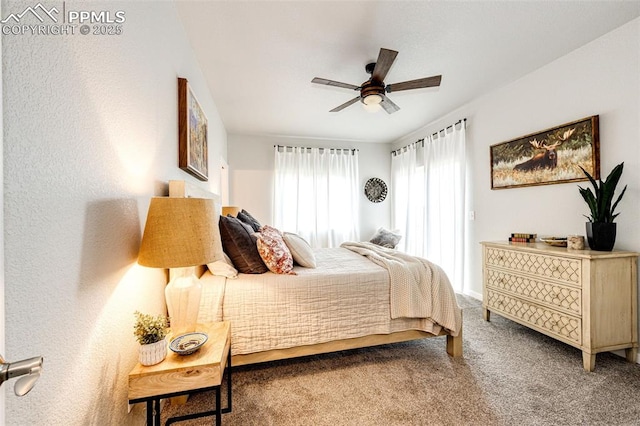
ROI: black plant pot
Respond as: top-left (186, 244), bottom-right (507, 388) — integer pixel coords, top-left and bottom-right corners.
top-left (585, 222), bottom-right (617, 251)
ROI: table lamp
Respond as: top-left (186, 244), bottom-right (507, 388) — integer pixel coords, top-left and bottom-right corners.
top-left (138, 197), bottom-right (217, 336)
top-left (221, 206), bottom-right (241, 217)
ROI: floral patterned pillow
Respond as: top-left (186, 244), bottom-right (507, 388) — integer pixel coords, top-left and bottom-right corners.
top-left (256, 225), bottom-right (296, 275)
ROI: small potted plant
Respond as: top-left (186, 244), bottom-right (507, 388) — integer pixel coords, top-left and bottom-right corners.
top-left (578, 162), bottom-right (627, 251)
top-left (133, 311), bottom-right (169, 366)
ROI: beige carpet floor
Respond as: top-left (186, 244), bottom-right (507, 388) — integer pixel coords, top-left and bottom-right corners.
top-left (160, 295), bottom-right (640, 425)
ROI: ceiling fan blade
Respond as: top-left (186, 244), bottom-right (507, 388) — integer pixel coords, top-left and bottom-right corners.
top-left (386, 75), bottom-right (442, 93)
top-left (312, 77), bottom-right (360, 90)
top-left (380, 95), bottom-right (400, 114)
top-left (330, 96), bottom-right (361, 112)
top-left (371, 48), bottom-right (398, 82)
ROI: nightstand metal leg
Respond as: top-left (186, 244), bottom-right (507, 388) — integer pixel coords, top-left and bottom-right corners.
top-left (144, 399), bottom-right (161, 426)
top-left (216, 387), bottom-right (222, 425)
top-left (224, 346), bottom-right (232, 413)
top-left (154, 399), bottom-right (161, 425)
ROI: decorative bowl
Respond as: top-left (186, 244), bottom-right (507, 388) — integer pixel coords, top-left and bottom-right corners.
top-left (540, 237), bottom-right (568, 247)
top-left (169, 332), bottom-right (208, 355)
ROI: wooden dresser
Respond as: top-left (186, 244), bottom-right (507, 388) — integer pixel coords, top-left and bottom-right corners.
top-left (481, 241), bottom-right (638, 371)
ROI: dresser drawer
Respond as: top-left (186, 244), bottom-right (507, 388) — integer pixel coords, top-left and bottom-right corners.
top-left (486, 269), bottom-right (581, 316)
top-left (486, 290), bottom-right (581, 344)
top-left (485, 247), bottom-right (581, 286)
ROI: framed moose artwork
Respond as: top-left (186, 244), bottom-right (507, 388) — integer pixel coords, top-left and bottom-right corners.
top-left (490, 115), bottom-right (600, 190)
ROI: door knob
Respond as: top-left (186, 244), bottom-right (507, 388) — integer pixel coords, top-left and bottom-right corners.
top-left (0, 354), bottom-right (44, 396)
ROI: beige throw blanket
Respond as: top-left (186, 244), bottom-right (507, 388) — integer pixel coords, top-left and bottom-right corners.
top-left (341, 242), bottom-right (462, 335)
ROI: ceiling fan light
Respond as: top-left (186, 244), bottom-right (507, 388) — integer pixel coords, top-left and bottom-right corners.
top-left (362, 102), bottom-right (381, 113)
top-left (363, 94), bottom-right (382, 105)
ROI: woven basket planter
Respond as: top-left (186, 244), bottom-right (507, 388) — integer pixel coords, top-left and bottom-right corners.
top-left (139, 338), bottom-right (167, 366)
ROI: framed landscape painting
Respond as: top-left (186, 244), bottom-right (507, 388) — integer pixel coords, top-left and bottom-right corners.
top-left (178, 77), bottom-right (208, 181)
top-left (490, 115), bottom-right (600, 190)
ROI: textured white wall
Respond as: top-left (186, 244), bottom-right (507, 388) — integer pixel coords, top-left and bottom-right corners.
top-left (3, 2), bottom-right (226, 424)
top-left (227, 134), bottom-right (391, 242)
top-left (0, 0), bottom-right (5, 422)
top-left (392, 19), bottom-right (640, 304)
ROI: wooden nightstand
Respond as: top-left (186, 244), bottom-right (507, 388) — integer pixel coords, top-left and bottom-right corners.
top-left (128, 322), bottom-right (232, 425)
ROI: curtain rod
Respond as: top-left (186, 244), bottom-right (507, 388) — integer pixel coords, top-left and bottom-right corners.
top-left (274, 145), bottom-right (359, 154)
top-left (391, 118), bottom-right (466, 156)
top-left (432, 118), bottom-right (467, 138)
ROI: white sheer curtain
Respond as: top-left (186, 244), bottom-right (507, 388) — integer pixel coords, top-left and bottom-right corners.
top-left (274, 146), bottom-right (360, 248)
top-left (391, 124), bottom-right (466, 292)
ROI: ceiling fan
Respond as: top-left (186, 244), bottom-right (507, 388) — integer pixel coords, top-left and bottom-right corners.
top-left (312, 48), bottom-right (442, 114)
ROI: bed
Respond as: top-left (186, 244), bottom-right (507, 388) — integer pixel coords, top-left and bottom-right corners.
top-left (168, 180), bottom-right (463, 366)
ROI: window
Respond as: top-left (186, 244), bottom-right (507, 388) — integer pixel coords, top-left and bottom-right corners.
top-left (391, 124), bottom-right (466, 292)
top-left (274, 146), bottom-right (360, 248)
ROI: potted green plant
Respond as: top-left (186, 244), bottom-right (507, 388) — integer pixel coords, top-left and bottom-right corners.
top-left (133, 311), bottom-right (169, 366)
top-left (578, 162), bottom-right (627, 251)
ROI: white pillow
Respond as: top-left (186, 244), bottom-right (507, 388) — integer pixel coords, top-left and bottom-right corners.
top-left (282, 232), bottom-right (316, 268)
top-left (211, 211), bottom-right (226, 261)
top-left (207, 253), bottom-right (238, 278)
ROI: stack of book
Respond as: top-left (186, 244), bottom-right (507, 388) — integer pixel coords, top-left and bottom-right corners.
top-left (509, 233), bottom-right (537, 243)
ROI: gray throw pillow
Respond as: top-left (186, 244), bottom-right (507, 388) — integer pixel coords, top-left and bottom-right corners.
top-left (369, 228), bottom-right (402, 249)
top-left (237, 209), bottom-right (261, 232)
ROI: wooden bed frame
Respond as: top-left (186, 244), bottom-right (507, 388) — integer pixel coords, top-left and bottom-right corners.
top-left (167, 180), bottom-right (463, 366)
top-left (232, 328), bottom-right (462, 366)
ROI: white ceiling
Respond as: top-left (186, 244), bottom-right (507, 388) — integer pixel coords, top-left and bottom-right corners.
top-left (175, 1), bottom-right (640, 143)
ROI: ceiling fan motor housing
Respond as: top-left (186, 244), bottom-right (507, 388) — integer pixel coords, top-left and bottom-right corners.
top-left (365, 62), bottom-right (377, 75)
top-left (360, 80), bottom-right (385, 103)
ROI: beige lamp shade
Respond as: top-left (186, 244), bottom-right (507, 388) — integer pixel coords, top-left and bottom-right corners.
top-left (221, 206), bottom-right (241, 217)
top-left (138, 197), bottom-right (217, 268)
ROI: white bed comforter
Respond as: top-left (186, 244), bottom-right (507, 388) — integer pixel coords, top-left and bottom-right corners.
top-left (198, 246), bottom-right (461, 355)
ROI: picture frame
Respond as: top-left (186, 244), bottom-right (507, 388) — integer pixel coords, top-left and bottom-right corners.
top-left (490, 115), bottom-right (600, 190)
top-left (178, 77), bottom-right (208, 181)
